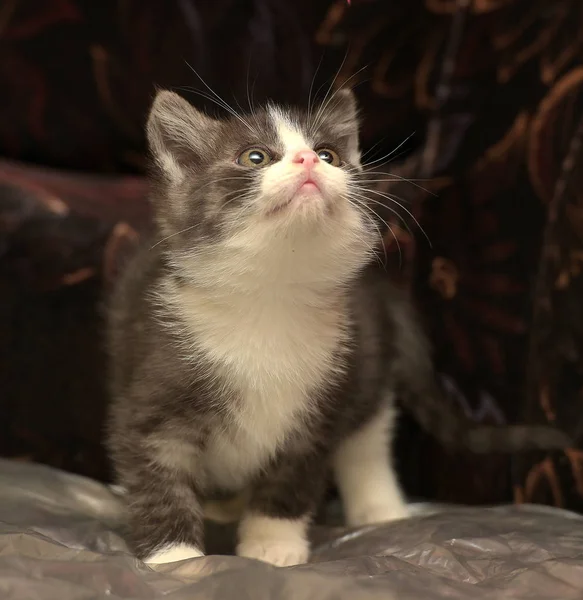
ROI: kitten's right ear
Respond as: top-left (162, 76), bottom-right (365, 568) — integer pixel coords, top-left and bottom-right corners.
top-left (147, 90), bottom-right (218, 181)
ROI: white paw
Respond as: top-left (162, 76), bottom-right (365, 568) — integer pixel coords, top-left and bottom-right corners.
top-left (237, 514), bottom-right (310, 567)
top-left (145, 543), bottom-right (204, 564)
top-left (347, 502), bottom-right (410, 527)
top-left (237, 539), bottom-right (309, 567)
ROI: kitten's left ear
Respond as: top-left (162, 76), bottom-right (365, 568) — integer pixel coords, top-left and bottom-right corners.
top-left (326, 88), bottom-right (359, 138)
top-left (147, 90), bottom-right (219, 182)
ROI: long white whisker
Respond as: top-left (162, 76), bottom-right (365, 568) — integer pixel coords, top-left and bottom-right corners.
top-left (311, 64), bottom-right (369, 135)
top-left (347, 191), bottom-right (406, 236)
top-left (245, 54), bottom-right (255, 114)
top-left (360, 137), bottom-right (388, 162)
top-left (362, 148), bottom-right (412, 170)
top-left (356, 178), bottom-right (432, 183)
top-left (307, 54), bottom-right (324, 125)
top-left (347, 189), bottom-right (416, 261)
top-left (347, 195), bottom-right (400, 268)
top-left (183, 63), bottom-right (256, 134)
top-left (194, 176), bottom-right (255, 194)
top-left (352, 194), bottom-right (414, 242)
top-left (342, 200), bottom-right (380, 261)
top-left (150, 224), bottom-right (200, 249)
top-left (361, 132), bottom-right (416, 169)
top-left (312, 48), bottom-right (349, 113)
top-left (359, 171), bottom-right (436, 196)
top-left (355, 202), bottom-right (389, 268)
top-left (310, 49), bottom-right (351, 135)
top-left (360, 188), bottom-right (432, 247)
top-left (177, 86), bottom-right (246, 124)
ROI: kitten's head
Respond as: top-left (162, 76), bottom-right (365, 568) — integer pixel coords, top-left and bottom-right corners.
top-left (147, 89), bottom-right (375, 288)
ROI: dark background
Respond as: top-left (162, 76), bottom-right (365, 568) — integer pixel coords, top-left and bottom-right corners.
top-left (1, 0), bottom-right (582, 511)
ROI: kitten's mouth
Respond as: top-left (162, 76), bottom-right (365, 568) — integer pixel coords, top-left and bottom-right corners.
top-left (268, 177), bottom-right (325, 216)
top-left (299, 179), bottom-right (319, 192)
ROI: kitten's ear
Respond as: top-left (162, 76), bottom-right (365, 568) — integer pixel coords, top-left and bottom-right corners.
top-left (147, 90), bottom-right (218, 181)
top-left (326, 88), bottom-right (359, 138)
top-left (325, 88), bottom-right (360, 165)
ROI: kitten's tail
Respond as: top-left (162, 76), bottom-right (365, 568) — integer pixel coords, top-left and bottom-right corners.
top-left (388, 292), bottom-right (571, 453)
top-left (377, 273), bottom-right (571, 453)
top-left (397, 379), bottom-right (571, 454)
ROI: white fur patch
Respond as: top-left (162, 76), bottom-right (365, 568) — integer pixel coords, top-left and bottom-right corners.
top-left (173, 282), bottom-right (347, 490)
top-left (333, 403), bottom-right (409, 526)
top-left (145, 543), bottom-right (204, 564)
top-left (269, 107), bottom-right (310, 154)
top-left (237, 514), bottom-right (309, 567)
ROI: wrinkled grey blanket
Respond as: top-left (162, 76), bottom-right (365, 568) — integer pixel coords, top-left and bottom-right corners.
top-left (1, 459), bottom-right (582, 599)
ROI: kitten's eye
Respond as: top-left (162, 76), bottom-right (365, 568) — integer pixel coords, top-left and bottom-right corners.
top-left (316, 148), bottom-right (341, 167)
top-left (237, 148), bottom-right (272, 168)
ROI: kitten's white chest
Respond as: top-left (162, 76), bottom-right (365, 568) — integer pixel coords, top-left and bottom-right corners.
top-left (205, 382), bottom-right (309, 489)
top-left (174, 286), bottom-right (344, 489)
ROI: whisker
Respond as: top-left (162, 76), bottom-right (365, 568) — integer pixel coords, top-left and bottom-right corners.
top-left (361, 207), bottom-right (389, 269)
top-left (347, 188), bottom-right (416, 257)
top-left (347, 195), bottom-right (400, 268)
top-left (310, 64), bottom-right (369, 135)
top-left (356, 178), bottom-right (433, 183)
top-left (150, 224), bottom-right (200, 249)
top-left (312, 48), bottom-right (349, 113)
top-left (348, 188), bottom-right (409, 226)
top-left (176, 86), bottom-right (244, 121)
top-left (360, 132), bottom-right (416, 169)
top-left (342, 203), bottom-right (380, 262)
top-left (360, 137), bottom-right (388, 162)
top-left (359, 171), bottom-right (436, 197)
top-left (307, 54), bottom-right (324, 126)
top-left (150, 184), bottom-right (257, 251)
top-left (361, 148), bottom-right (413, 170)
top-left (182, 62), bottom-right (256, 134)
top-left (245, 54), bottom-right (255, 114)
top-left (310, 49), bottom-right (351, 134)
top-left (182, 88), bottom-right (252, 131)
top-left (359, 188), bottom-right (432, 248)
top-left (347, 191), bottom-right (406, 237)
top-left (194, 175), bottom-right (255, 194)
top-left (221, 190), bottom-right (253, 212)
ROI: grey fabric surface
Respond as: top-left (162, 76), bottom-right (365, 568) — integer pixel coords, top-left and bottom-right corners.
top-left (1, 459), bottom-right (583, 599)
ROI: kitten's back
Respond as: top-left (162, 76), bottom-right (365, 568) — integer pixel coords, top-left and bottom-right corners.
top-left (107, 241), bottom-right (163, 396)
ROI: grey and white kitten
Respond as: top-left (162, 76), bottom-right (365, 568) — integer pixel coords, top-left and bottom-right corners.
top-left (107, 89), bottom-right (569, 568)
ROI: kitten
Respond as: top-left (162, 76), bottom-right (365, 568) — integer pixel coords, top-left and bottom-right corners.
top-left (106, 89), bottom-right (569, 568)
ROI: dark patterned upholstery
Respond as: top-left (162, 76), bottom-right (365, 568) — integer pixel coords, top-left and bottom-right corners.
top-left (1, 0), bottom-right (582, 511)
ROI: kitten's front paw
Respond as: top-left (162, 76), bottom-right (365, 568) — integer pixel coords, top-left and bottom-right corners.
top-left (145, 543), bottom-right (205, 565)
top-left (237, 514), bottom-right (310, 567)
top-left (347, 502), bottom-right (410, 527)
top-left (237, 539), bottom-right (309, 567)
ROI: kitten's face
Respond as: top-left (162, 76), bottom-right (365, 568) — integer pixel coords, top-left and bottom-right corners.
top-left (147, 90), bottom-right (374, 286)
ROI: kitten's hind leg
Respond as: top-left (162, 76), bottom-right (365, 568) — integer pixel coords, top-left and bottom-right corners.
top-left (333, 402), bottom-right (409, 526)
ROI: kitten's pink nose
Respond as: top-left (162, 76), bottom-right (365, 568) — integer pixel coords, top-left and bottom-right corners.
top-left (292, 150), bottom-right (319, 169)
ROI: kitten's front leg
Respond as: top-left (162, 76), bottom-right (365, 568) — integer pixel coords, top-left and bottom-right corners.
top-left (237, 452), bottom-right (327, 567)
top-left (116, 450), bottom-right (205, 564)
